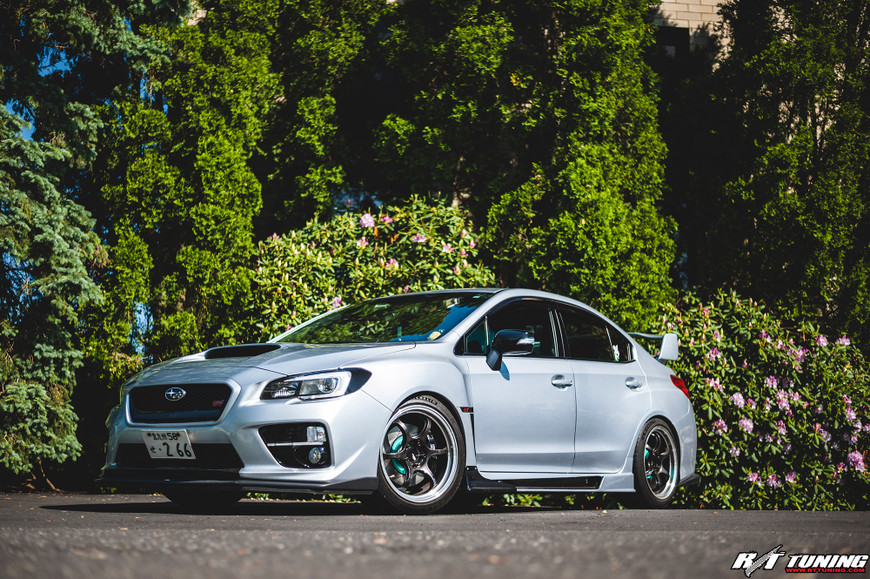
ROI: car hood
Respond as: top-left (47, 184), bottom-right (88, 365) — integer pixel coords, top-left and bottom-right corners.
top-left (131, 342), bottom-right (417, 386)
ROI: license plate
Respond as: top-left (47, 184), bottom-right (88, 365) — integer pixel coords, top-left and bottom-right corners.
top-left (142, 430), bottom-right (197, 460)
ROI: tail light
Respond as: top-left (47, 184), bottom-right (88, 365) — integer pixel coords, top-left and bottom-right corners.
top-left (670, 375), bottom-right (690, 399)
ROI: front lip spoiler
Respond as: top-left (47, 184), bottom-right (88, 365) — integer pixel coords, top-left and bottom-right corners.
top-left (96, 473), bottom-right (378, 495)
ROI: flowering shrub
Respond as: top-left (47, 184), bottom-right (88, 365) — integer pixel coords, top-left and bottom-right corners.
top-left (659, 291), bottom-right (869, 509)
top-left (251, 197), bottom-right (495, 339)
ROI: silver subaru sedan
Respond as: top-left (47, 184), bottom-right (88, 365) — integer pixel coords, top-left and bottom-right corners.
top-left (100, 288), bottom-right (698, 513)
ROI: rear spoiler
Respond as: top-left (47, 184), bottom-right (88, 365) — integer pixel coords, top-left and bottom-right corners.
top-left (628, 332), bottom-right (679, 361)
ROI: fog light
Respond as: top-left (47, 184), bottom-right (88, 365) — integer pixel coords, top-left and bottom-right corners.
top-left (307, 426), bottom-right (326, 443)
top-left (309, 446), bottom-right (324, 465)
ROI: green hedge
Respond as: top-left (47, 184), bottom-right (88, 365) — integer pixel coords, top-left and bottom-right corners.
top-left (660, 291), bottom-right (869, 509)
top-left (251, 198), bottom-right (496, 340)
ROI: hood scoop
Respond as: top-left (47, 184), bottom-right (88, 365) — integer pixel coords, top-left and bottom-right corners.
top-left (204, 344), bottom-right (281, 359)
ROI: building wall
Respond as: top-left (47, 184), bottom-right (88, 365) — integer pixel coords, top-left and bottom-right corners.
top-left (653, 0), bottom-right (720, 32)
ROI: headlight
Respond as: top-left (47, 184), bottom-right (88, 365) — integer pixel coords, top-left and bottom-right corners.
top-left (261, 370), bottom-right (370, 401)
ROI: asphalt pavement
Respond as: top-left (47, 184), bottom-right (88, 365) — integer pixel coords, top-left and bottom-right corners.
top-left (1, 493), bottom-right (867, 579)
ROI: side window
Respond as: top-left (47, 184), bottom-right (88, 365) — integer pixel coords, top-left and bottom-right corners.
top-left (560, 307), bottom-right (632, 363)
top-left (463, 319), bottom-right (488, 355)
top-left (486, 301), bottom-right (557, 358)
top-left (607, 325), bottom-right (632, 363)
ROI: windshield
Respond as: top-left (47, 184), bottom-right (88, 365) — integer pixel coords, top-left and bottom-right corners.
top-left (276, 292), bottom-right (494, 344)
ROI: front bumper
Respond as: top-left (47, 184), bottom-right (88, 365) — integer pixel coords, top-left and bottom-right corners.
top-left (99, 386), bottom-right (391, 494)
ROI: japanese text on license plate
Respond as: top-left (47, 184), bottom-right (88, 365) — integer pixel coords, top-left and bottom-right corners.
top-left (142, 430), bottom-right (196, 460)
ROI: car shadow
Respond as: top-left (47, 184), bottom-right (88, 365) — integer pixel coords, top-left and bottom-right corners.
top-left (39, 497), bottom-right (546, 517)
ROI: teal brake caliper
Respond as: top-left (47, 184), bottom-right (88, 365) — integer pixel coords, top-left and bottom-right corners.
top-left (391, 435), bottom-right (406, 475)
top-left (644, 448), bottom-right (651, 479)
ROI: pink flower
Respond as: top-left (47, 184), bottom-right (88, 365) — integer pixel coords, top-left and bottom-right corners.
top-left (738, 417), bottom-right (754, 433)
top-left (453, 265), bottom-right (462, 275)
top-left (775, 390), bottom-right (790, 411)
top-left (730, 392), bottom-right (745, 408)
top-left (766, 474), bottom-right (781, 488)
top-left (813, 423), bottom-right (831, 442)
top-left (837, 335), bottom-right (851, 346)
top-left (747, 472), bottom-right (761, 485)
top-left (706, 347), bottom-right (721, 361)
top-left (776, 420), bottom-right (786, 435)
top-left (847, 451), bottom-right (865, 472)
top-left (359, 213), bottom-right (375, 228)
top-left (411, 233), bottom-right (427, 243)
top-left (379, 215), bottom-right (394, 225)
top-left (269, 232), bottom-right (279, 240)
top-left (746, 397), bottom-right (756, 409)
top-left (765, 375), bottom-right (778, 389)
top-left (729, 446), bottom-right (740, 457)
top-left (706, 378), bottom-right (723, 392)
top-left (441, 242), bottom-right (454, 253)
top-left (815, 334), bottom-right (828, 347)
top-left (330, 296), bottom-right (342, 309)
top-left (356, 236), bottom-right (369, 248)
top-left (792, 346), bottom-right (807, 363)
top-left (385, 258), bottom-right (398, 269)
top-left (713, 419), bottom-right (728, 435)
top-left (785, 472), bottom-right (797, 484)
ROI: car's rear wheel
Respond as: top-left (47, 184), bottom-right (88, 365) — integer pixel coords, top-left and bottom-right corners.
top-left (377, 396), bottom-right (465, 514)
top-left (633, 418), bottom-right (679, 508)
top-left (163, 489), bottom-right (243, 511)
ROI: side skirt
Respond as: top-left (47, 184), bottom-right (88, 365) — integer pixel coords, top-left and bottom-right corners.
top-left (465, 467), bottom-right (602, 493)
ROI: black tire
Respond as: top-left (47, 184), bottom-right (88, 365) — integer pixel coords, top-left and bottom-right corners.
top-left (377, 395), bottom-right (465, 514)
top-left (632, 418), bottom-right (679, 508)
top-left (163, 489), bottom-right (244, 511)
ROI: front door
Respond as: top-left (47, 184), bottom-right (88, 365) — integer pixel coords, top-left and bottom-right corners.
top-left (464, 300), bottom-right (576, 474)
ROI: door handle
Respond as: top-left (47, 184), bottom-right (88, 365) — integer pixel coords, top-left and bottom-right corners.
top-left (625, 376), bottom-right (643, 390)
top-left (551, 374), bottom-right (574, 389)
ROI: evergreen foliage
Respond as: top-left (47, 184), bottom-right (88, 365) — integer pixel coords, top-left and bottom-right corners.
top-left (88, 0), bottom-right (280, 363)
top-left (255, 0), bottom-right (387, 230)
top-left (364, 0), bottom-right (676, 329)
top-left (0, 0), bottom-right (189, 480)
top-left (665, 0), bottom-right (870, 349)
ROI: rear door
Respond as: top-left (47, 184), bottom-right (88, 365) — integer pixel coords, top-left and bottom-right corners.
top-left (557, 306), bottom-right (651, 473)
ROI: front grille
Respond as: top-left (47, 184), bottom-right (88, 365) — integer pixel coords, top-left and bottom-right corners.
top-left (114, 443), bottom-right (243, 470)
top-left (128, 383), bottom-right (232, 423)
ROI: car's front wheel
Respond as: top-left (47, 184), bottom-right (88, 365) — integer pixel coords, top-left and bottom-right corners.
top-left (377, 395), bottom-right (465, 514)
top-left (633, 418), bottom-right (679, 508)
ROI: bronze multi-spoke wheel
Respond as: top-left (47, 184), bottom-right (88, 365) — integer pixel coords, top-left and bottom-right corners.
top-left (633, 418), bottom-right (679, 508)
top-left (377, 396), bottom-right (464, 514)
